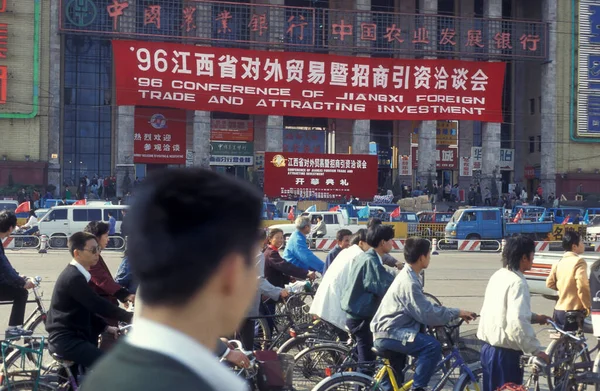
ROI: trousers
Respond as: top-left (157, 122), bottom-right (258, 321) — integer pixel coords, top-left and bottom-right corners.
top-left (346, 318), bottom-right (375, 365)
top-left (480, 343), bottom-right (523, 391)
top-left (0, 284), bottom-right (28, 326)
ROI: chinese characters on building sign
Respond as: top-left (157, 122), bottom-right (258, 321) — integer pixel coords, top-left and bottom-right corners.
top-left (263, 152), bottom-right (377, 200)
top-left (113, 40), bottom-right (506, 122)
top-left (578, 1), bottom-right (600, 137)
top-left (210, 141), bottom-right (254, 166)
top-left (133, 107), bottom-right (186, 164)
top-left (460, 156), bottom-right (473, 177)
top-left (411, 146), bottom-right (458, 169)
top-left (210, 119), bottom-right (254, 141)
top-left (410, 120), bottom-right (458, 146)
top-left (283, 129), bottom-right (326, 154)
top-left (61, 0), bottom-right (548, 60)
top-left (471, 147), bottom-right (514, 171)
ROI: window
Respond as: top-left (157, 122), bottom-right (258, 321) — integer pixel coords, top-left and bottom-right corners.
top-left (48, 209), bottom-right (68, 221)
top-left (462, 212), bottom-right (477, 222)
top-left (529, 137), bottom-right (535, 153)
top-left (88, 209), bottom-right (102, 221)
top-left (529, 99), bottom-right (535, 115)
top-left (538, 136), bottom-right (542, 152)
top-left (473, 122), bottom-right (483, 147)
top-left (324, 214), bottom-right (337, 224)
top-left (103, 209), bottom-right (124, 221)
top-left (73, 209), bottom-right (87, 222)
top-left (483, 211), bottom-right (497, 220)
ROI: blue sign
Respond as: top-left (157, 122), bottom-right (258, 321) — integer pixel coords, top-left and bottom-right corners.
top-left (590, 5), bottom-right (600, 44)
top-left (589, 54), bottom-right (600, 89)
top-left (283, 130), bottom-right (325, 154)
top-left (588, 96), bottom-right (600, 133)
top-left (369, 142), bottom-right (378, 156)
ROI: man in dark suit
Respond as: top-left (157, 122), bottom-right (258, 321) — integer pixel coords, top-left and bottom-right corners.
top-left (81, 168), bottom-right (263, 391)
top-left (45, 231), bottom-right (133, 369)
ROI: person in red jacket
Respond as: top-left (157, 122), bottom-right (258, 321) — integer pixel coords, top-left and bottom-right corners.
top-left (84, 221), bottom-right (135, 349)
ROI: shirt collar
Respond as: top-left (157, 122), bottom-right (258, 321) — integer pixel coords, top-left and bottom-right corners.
top-left (126, 318), bottom-right (246, 391)
top-left (70, 260), bottom-right (91, 282)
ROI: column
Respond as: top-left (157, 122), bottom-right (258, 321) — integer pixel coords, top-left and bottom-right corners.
top-left (458, 0), bottom-right (475, 193)
top-left (48, 0), bottom-right (61, 195)
top-left (481, 0), bottom-right (502, 192)
top-left (417, 0), bottom-right (437, 188)
top-left (540, 0), bottom-right (557, 197)
top-left (351, 0), bottom-right (371, 155)
top-left (192, 2), bottom-right (212, 167)
top-left (115, 0), bottom-right (136, 197)
top-left (265, 0), bottom-right (285, 152)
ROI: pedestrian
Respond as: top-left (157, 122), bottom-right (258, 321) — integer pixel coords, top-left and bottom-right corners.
top-left (477, 236), bottom-right (551, 391)
top-left (81, 168), bottom-right (264, 391)
top-left (546, 231), bottom-right (590, 330)
top-left (323, 229), bottom-right (352, 275)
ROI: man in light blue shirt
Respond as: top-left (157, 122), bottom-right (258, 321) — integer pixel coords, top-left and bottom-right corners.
top-left (282, 217), bottom-right (324, 273)
top-left (107, 212), bottom-right (116, 235)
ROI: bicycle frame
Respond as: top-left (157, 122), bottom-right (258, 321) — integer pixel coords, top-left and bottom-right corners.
top-left (372, 346), bottom-right (479, 391)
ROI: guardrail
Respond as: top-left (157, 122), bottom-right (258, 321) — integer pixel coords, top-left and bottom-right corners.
top-left (1, 235), bottom-right (41, 250)
top-left (437, 239), bottom-right (502, 252)
top-left (1, 234), bottom-right (128, 252)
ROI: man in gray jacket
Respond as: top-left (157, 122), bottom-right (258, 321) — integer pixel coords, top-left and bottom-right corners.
top-left (370, 237), bottom-right (475, 391)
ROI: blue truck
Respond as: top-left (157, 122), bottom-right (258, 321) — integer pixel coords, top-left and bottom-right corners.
top-left (445, 207), bottom-right (554, 241)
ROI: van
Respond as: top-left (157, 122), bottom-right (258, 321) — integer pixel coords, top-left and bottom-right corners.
top-left (38, 205), bottom-right (128, 247)
top-left (547, 207), bottom-right (585, 224)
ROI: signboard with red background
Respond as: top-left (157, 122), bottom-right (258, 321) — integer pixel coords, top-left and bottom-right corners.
top-left (113, 40), bottom-right (506, 122)
top-left (210, 119), bottom-right (254, 141)
top-left (411, 146), bottom-right (458, 169)
top-left (134, 107), bottom-right (186, 164)
top-left (264, 152), bottom-right (377, 200)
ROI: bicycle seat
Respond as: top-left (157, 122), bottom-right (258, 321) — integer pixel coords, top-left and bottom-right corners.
top-left (52, 353), bottom-right (74, 367)
top-left (371, 347), bottom-right (395, 360)
top-left (565, 310), bottom-right (585, 331)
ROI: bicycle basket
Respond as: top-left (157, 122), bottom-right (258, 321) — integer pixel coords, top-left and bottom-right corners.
top-left (254, 351), bottom-right (294, 391)
top-left (1, 337), bottom-right (45, 383)
top-left (457, 329), bottom-right (483, 364)
top-left (432, 318), bottom-right (461, 350)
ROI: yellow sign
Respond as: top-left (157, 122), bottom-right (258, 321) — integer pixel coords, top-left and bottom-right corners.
top-left (410, 121), bottom-right (458, 146)
top-left (545, 224), bottom-right (587, 242)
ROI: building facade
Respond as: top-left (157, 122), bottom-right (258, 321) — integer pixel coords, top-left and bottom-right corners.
top-left (3, 0), bottom-right (591, 202)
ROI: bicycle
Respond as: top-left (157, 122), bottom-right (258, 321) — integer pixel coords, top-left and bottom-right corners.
top-left (0, 277), bottom-right (50, 372)
top-left (311, 318), bottom-right (483, 391)
top-left (518, 352), bottom-right (600, 391)
top-left (543, 317), bottom-right (600, 391)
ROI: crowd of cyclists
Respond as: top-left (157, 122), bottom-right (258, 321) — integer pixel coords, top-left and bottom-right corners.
top-left (0, 167), bottom-right (594, 391)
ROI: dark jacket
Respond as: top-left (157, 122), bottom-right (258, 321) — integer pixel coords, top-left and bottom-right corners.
top-left (46, 265), bottom-right (132, 343)
top-left (0, 240), bottom-right (25, 288)
top-left (80, 342), bottom-right (217, 391)
top-left (264, 246), bottom-right (308, 288)
top-left (323, 245), bottom-right (343, 275)
top-left (89, 255), bottom-right (131, 305)
top-left (340, 248), bottom-right (395, 320)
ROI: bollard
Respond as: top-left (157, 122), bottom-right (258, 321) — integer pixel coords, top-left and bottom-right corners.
top-left (432, 238), bottom-right (439, 255)
top-left (501, 238), bottom-right (506, 253)
top-left (38, 235), bottom-right (47, 254)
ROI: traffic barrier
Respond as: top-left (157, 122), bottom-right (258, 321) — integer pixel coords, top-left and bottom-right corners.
top-left (1, 236), bottom-right (14, 249)
top-left (431, 238), bottom-right (439, 255)
top-left (10, 235), bottom-right (40, 250)
top-left (106, 236), bottom-right (126, 251)
top-left (46, 235), bottom-right (126, 251)
top-left (458, 240), bottom-right (481, 252)
top-left (501, 238), bottom-right (506, 252)
top-left (436, 239), bottom-right (501, 252)
top-left (315, 239), bottom-right (337, 251)
top-left (39, 235), bottom-right (48, 254)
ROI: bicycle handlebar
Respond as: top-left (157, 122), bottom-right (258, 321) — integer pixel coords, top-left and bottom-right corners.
top-left (547, 319), bottom-right (584, 342)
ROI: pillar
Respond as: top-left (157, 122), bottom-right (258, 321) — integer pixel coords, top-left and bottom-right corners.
top-left (351, 0), bottom-right (371, 155)
top-left (416, 0), bottom-right (437, 188)
top-left (458, 121), bottom-right (474, 191)
top-left (265, 0), bottom-right (284, 152)
top-left (266, 116), bottom-right (284, 152)
top-left (480, 0), bottom-right (502, 192)
top-left (192, 2), bottom-right (213, 167)
top-left (115, 0), bottom-right (136, 197)
top-left (540, 0), bottom-right (557, 197)
top-left (48, 0), bottom-right (61, 195)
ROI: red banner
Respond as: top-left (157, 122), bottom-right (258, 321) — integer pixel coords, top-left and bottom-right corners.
top-left (113, 40), bottom-right (506, 122)
top-left (134, 107), bottom-right (186, 164)
top-left (412, 146), bottom-right (458, 169)
top-left (264, 152), bottom-right (378, 200)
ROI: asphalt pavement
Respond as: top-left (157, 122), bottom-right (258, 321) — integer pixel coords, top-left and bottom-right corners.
top-left (0, 247), bottom-right (558, 349)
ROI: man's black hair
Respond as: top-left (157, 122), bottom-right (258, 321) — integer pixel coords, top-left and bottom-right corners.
top-left (0, 211), bottom-right (17, 233)
top-left (562, 231), bottom-right (581, 252)
top-left (336, 229), bottom-right (353, 242)
top-left (502, 235), bottom-right (535, 271)
top-left (366, 224), bottom-right (395, 248)
top-left (68, 231), bottom-right (97, 257)
top-left (126, 168), bottom-right (263, 306)
top-left (351, 229), bottom-right (367, 245)
top-left (403, 237), bottom-right (431, 264)
top-left (84, 221), bottom-right (110, 239)
top-left (367, 217), bottom-right (382, 228)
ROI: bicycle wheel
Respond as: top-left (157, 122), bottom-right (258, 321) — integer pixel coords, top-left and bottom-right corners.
top-left (293, 343), bottom-right (356, 391)
top-left (312, 372), bottom-right (382, 391)
top-left (3, 314), bottom-right (53, 374)
top-left (424, 292), bottom-right (442, 306)
top-left (253, 318), bottom-right (271, 350)
top-left (278, 333), bottom-right (338, 357)
top-left (0, 380), bottom-right (56, 391)
top-left (451, 363), bottom-right (483, 391)
top-left (546, 336), bottom-right (592, 391)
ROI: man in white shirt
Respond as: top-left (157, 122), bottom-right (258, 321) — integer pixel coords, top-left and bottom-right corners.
top-left (477, 235), bottom-right (551, 391)
top-left (18, 211), bottom-right (38, 235)
top-left (310, 229), bottom-right (370, 331)
top-left (81, 168), bottom-right (265, 391)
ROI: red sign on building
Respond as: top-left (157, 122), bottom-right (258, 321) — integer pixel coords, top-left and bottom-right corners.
top-left (133, 107), bottom-right (186, 164)
top-left (411, 146), bottom-right (458, 169)
top-left (210, 119), bottom-right (254, 142)
top-left (113, 40), bottom-right (506, 122)
top-left (263, 152), bottom-right (378, 200)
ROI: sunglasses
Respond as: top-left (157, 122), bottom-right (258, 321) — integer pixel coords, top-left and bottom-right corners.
top-left (82, 247), bottom-right (101, 254)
